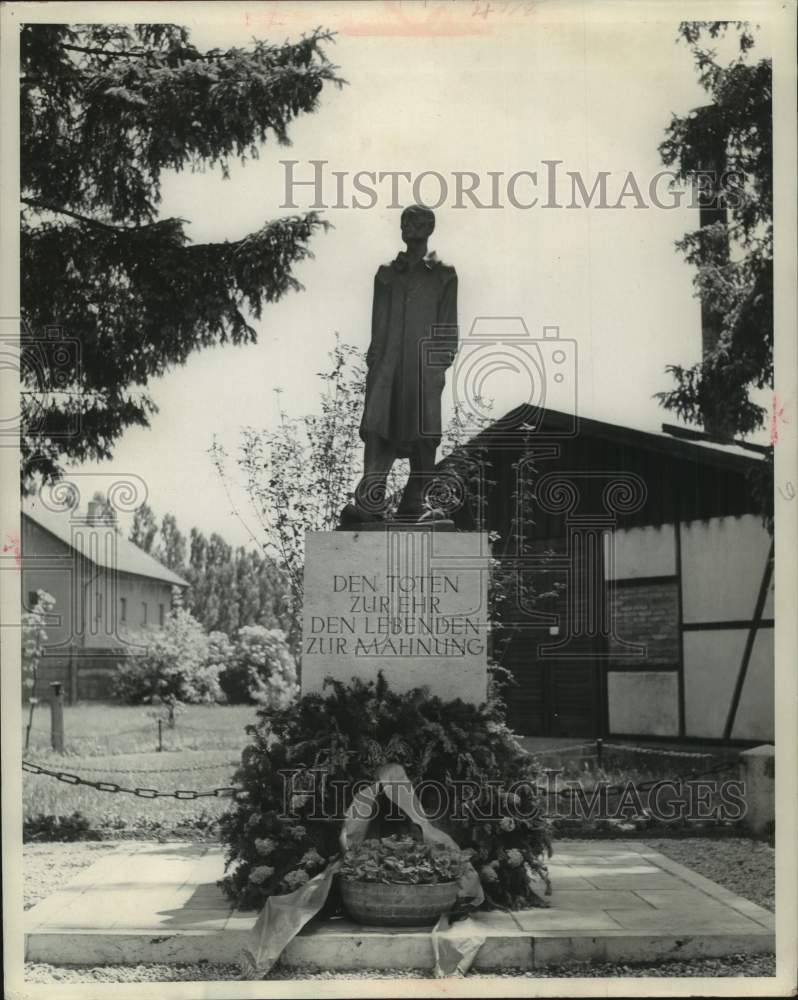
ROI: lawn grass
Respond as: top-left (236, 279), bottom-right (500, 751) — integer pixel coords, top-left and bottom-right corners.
top-left (23, 702), bottom-right (258, 756)
top-left (22, 703), bottom-right (259, 838)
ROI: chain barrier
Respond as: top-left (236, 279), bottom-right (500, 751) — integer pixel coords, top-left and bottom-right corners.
top-left (527, 741), bottom-right (736, 767)
top-left (23, 755), bottom-right (738, 806)
top-left (527, 740), bottom-right (738, 784)
top-left (23, 719), bottom-right (245, 761)
top-left (24, 757), bottom-right (240, 774)
top-left (167, 720), bottom-right (255, 733)
top-left (24, 723), bottom-right (156, 741)
top-left (600, 742), bottom-right (722, 760)
top-left (115, 724), bottom-right (161, 737)
top-left (22, 760), bottom-right (242, 800)
top-left (528, 741), bottom-right (597, 757)
top-left (534, 759), bottom-right (737, 800)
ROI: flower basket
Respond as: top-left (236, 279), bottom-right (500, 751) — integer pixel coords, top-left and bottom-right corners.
top-left (340, 877), bottom-right (459, 927)
top-left (337, 834), bottom-right (471, 927)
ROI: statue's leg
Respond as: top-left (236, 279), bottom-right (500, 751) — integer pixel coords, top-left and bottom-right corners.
top-left (396, 439), bottom-right (437, 517)
top-left (353, 433), bottom-right (395, 517)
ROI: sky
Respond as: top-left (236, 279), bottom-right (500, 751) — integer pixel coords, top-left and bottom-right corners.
top-left (65, 1), bottom-right (773, 548)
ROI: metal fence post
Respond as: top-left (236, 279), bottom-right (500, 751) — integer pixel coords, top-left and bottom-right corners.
top-left (158, 718), bottom-right (163, 753)
top-left (25, 697), bottom-right (39, 751)
top-left (69, 647), bottom-right (78, 705)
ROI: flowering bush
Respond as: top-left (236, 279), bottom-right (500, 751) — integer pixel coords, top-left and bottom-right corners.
top-left (207, 629), bottom-right (235, 676)
top-left (113, 607), bottom-right (223, 704)
top-left (218, 625), bottom-right (298, 707)
top-left (218, 673), bottom-right (552, 911)
top-left (22, 589), bottom-right (55, 695)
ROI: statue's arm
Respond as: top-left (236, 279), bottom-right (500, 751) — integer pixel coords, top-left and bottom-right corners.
top-left (366, 271), bottom-right (388, 369)
top-left (439, 269), bottom-right (459, 368)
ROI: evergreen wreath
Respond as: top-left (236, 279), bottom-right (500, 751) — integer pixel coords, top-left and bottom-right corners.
top-left (218, 673), bottom-right (552, 911)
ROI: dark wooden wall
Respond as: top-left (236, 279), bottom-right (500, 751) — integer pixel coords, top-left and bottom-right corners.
top-left (444, 422), bottom-right (761, 736)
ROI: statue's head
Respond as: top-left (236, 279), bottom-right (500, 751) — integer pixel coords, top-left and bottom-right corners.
top-left (400, 205), bottom-right (436, 244)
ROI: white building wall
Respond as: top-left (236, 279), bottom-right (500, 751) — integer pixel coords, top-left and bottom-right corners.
top-left (23, 516), bottom-right (177, 652)
top-left (22, 518), bottom-right (75, 650)
top-left (681, 515), bottom-right (773, 624)
top-left (604, 523), bottom-right (676, 580)
top-left (681, 515), bottom-right (773, 741)
top-left (730, 629), bottom-right (774, 742)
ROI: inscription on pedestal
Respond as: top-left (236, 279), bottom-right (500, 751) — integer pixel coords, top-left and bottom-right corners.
top-left (302, 531), bottom-right (489, 703)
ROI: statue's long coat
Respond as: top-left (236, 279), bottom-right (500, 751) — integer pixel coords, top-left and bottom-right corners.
top-left (360, 252), bottom-right (458, 457)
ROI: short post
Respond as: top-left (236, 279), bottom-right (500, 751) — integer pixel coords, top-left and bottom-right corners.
top-left (157, 718), bottom-right (163, 753)
top-left (739, 745), bottom-right (775, 836)
top-left (596, 738), bottom-right (604, 769)
top-left (49, 682), bottom-right (64, 754)
top-left (25, 697), bottom-right (39, 751)
top-left (541, 767), bottom-right (562, 795)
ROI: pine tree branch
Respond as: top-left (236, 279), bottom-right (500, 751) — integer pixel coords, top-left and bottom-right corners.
top-left (57, 29), bottom-right (337, 64)
top-left (57, 42), bottom-right (243, 64)
top-left (58, 43), bottom-right (153, 59)
top-left (21, 198), bottom-right (186, 234)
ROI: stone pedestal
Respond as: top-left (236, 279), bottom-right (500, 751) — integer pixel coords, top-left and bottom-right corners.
top-left (301, 530), bottom-right (490, 704)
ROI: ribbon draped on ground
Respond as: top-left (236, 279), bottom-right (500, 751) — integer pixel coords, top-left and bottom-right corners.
top-left (239, 762), bottom-right (485, 979)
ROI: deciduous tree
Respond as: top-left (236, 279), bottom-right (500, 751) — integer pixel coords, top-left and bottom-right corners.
top-left (129, 501), bottom-right (158, 552)
top-left (657, 21), bottom-right (772, 523)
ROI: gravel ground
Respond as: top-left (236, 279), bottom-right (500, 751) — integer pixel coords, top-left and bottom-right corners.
top-left (641, 837), bottom-right (775, 911)
top-left (22, 836), bottom-right (776, 983)
top-left (24, 953), bottom-right (776, 982)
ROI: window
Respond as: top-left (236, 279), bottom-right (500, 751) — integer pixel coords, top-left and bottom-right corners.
top-left (120, 597), bottom-right (127, 623)
top-left (28, 590), bottom-right (39, 609)
top-left (141, 602), bottom-right (148, 625)
top-left (159, 604), bottom-right (165, 627)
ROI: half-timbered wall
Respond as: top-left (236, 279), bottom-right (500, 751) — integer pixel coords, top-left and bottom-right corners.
top-left (605, 514), bottom-right (773, 742)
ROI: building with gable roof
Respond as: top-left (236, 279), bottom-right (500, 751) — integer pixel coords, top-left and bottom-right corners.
top-left (21, 496), bottom-right (189, 701)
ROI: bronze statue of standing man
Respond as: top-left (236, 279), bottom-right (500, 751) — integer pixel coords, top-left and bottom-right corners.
top-left (342, 206), bottom-right (458, 526)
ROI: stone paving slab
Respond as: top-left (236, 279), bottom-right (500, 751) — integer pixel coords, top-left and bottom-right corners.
top-left (25, 840), bottom-right (774, 970)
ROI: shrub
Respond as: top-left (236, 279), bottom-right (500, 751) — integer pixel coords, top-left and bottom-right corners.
top-left (22, 589), bottom-right (55, 695)
top-left (218, 625), bottom-right (298, 706)
top-left (218, 673), bottom-right (551, 911)
top-left (113, 607), bottom-right (224, 705)
top-left (24, 810), bottom-right (99, 842)
top-left (207, 630), bottom-right (235, 680)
